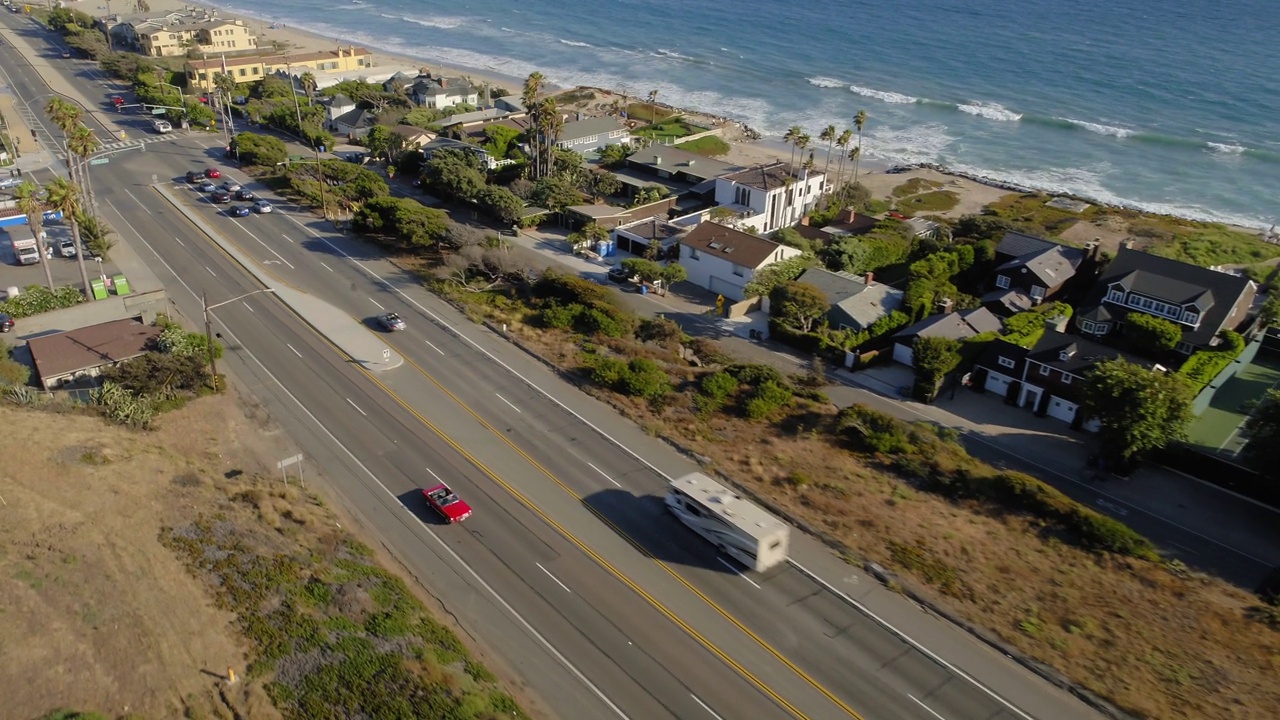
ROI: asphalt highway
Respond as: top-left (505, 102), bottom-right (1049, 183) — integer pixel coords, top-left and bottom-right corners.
top-left (0, 16), bottom-right (1101, 720)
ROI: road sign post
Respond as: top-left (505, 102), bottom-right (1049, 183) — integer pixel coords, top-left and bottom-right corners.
top-left (276, 453), bottom-right (304, 487)
top-left (89, 157), bottom-right (109, 166)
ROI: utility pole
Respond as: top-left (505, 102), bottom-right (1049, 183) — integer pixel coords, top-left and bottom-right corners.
top-left (203, 289), bottom-right (218, 390)
top-left (103, 0), bottom-right (115, 52)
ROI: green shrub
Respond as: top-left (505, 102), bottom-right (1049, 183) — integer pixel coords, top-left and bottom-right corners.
top-left (694, 371), bottom-right (738, 414)
top-left (579, 307), bottom-right (628, 338)
top-left (1178, 330), bottom-right (1247, 391)
top-left (617, 358), bottom-right (671, 401)
top-left (0, 285), bottom-right (84, 318)
top-left (837, 405), bottom-right (917, 455)
top-left (744, 380), bottom-right (793, 419)
top-left (533, 270), bottom-right (614, 307)
top-left (588, 356), bottom-right (628, 387)
top-left (156, 325), bottom-right (223, 359)
top-left (231, 131), bottom-right (288, 166)
top-left (728, 363), bottom-right (787, 388)
top-left (539, 302), bottom-right (583, 330)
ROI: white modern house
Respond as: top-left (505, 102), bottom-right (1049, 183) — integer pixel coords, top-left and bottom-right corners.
top-left (712, 162), bottom-right (826, 234)
top-left (677, 221), bottom-right (803, 301)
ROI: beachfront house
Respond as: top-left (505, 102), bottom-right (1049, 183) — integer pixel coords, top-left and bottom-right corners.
top-left (421, 137), bottom-right (497, 171)
top-left (555, 117), bottom-right (631, 154)
top-left (1074, 245), bottom-right (1256, 355)
top-left (712, 162), bottom-right (826, 234)
top-left (794, 268), bottom-right (905, 333)
top-left (984, 234), bottom-right (1090, 312)
top-left (677, 221), bottom-right (803, 301)
top-left (107, 8), bottom-right (258, 58)
top-left (184, 46), bottom-right (373, 92)
top-left (405, 72), bottom-right (479, 109)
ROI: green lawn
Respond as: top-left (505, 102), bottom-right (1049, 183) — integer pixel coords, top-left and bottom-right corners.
top-left (897, 190), bottom-right (959, 214)
top-left (626, 102), bottom-right (673, 125)
top-left (676, 135), bottom-right (731, 157)
top-left (1186, 354), bottom-right (1280, 454)
top-left (634, 118), bottom-right (708, 142)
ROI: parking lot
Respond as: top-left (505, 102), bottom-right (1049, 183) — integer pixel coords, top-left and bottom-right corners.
top-left (0, 221), bottom-right (120, 293)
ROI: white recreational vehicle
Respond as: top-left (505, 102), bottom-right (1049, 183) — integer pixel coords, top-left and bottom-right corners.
top-left (665, 472), bottom-right (790, 572)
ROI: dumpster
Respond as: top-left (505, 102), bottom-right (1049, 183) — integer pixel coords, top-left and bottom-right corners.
top-left (90, 278), bottom-right (108, 300)
top-left (112, 274), bottom-right (131, 295)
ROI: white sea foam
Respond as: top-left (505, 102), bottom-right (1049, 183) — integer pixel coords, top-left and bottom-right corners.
top-left (559, 39), bottom-right (592, 48)
top-left (383, 13), bottom-right (466, 29)
top-left (806, 76), bottom-right (847, 89)
top-left (652, 48), bottom-right (694, 61)
top-left (849, 84), bottom-right (917, 104)
top-left (1206, 142), bottom-right (1246, 155)
top-left (862, 123), bottom-right (955, 165)
top-left (957, 102), bottom-right (1022, 122)
top-left (1061, 118), bottom-right (1135, 138)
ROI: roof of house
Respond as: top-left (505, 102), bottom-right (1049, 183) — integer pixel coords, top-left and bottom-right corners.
top-left (332, 108), bottom-right (376, 129)
top-left (995, 231), bottom-right (1059, 260)
top-left (996, 244), bottom-right (1086, 287)
top-left (976, 339), bottom-right (1029, 372)
top-left (327, 93), bottom-right (355, 108)
top-left (1026, 329), bottom-right (1156, 375)
top-left (796, 268), bottom-right (867, 306)
top-left (28, 318), bottom-right (162, 381)
top-left (421, 137), bottom-right (488, 155)
top-left (1078, 247), bottom-right (1254, 346)
top-left (437, 107), bottom-right (521, 128)
top-left (680, 221), bottom-right (791, 269)
top-left (391, 124), bottom-right (433, 140)
top-left (625, 145), bottom-right (742, 181)
top-left (895, 307), bottom-right (1003, 341)
top-left (721, 162), bottom-right (800, 191)
top-left (614, 216), bottom-right (688, 242)
top-left (410, 76), bottom-right (475, 96)
top-left (559, 117), bottom-right (628, 143)
top-left (817, 211), bottom-right (879, 237)
top-left (185, 47), bottom-right (371, 70)
top-left (981, 288), bottom-right (1036, 315)
top-left (567, 204), bottom-right (630, 219)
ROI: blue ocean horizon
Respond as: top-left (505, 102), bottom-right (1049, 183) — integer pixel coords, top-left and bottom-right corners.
top-left (214, 0), bottom-right (1279, 229)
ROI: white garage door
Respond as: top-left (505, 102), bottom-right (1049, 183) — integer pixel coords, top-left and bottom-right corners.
top-left (892, 342), bottom-right (914, 367)
top-left (708, 276), bottom-right (742, 301)
top-left (984, 371), bottom-right (1013, 396)
top-left (1046, 396), bottom-right (1078, 424)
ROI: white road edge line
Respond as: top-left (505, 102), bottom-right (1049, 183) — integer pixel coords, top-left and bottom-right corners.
top-left (495, 393), bottom-right (521, 413)
top-left (205, 265), bottom-right (216, 276)
top-left (282, 234), bottom-right (294, 244)
top-left (716, 558), bottom-right (761, 589)
top-left (690, 694), bottom-right (725, 720)
top-left (280, 210), bottom-right (1039, 717)
top-left (369, 296), bottom-right (385, 310)
top-left (232, 219), bottom-right (295, 269)
top-left (908, 694), bottom-right (948, 720)
top-left (587, 462), bottom-right (623, 488)
top-left (424, 466), bottom-right (445, 484)
top-left (424, 339), bottom-right (445, 355)
top-left (536, 562), bottom-right (572, 593)
top-left (173, 236), bottom-right (185, 246)
top-left (320, 261), bottom-right (334, 272)
top-left (789, 559), bottom-right (1034, 720)
top-left (346, 398), bottom-right (368, 416)
top-left (113, 194), bottom-right (628, 720)
top-left (243, 302), bottom-right (255, 313)
top-left (287, 343), bottom-right (303, 358)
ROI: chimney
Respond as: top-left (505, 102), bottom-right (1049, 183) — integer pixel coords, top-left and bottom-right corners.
top-left (439, 77), bottom-right (447, 88)
top-left (936, 297), bottom-right (955, 315)
top-left (799, 215), bottom-right (809, 226)
top-left (840, 208), bottom-right (855, 224)
top-left (1121, 238), bottom-right (1135, 250)
top-left (864, 272), bottom-right (874, 286)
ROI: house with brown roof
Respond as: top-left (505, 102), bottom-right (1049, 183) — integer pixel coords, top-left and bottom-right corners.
top-left (677, 222), bottom-right (804, 301)
top-left (184, 46), bottom-right (373, 91)
top-left (26, 318), bottom-right (162, 390)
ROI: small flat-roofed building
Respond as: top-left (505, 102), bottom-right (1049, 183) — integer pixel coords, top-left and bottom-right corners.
top-left (26, 317), bottom-right (162, 390)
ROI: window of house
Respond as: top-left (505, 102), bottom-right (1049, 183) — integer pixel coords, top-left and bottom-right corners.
top-left (995, 274), bottom-right (1010, 289)
top-left (688, 247), bottom-right (700, 260)
top-left (732, 264), bottom-right (745, 277)
top-left (1039, 364), bottom-right (1051, 376)
top-left (251, 67), bottom-right (260, 75)
top-left (997, 356), bottom-right (1015, 369)
top-left (1105, 288), bottom-right (1125, 304)
top-left (1030, 286), bottom-right (1046, 299)
top-left (1175, 341), bottom-right (1194, 355)
top-left (1062, 373), bottom-right (1073, 385)
top-left (1182, 310), bottom-right (1199, 324)
top-left (1096, 322), bottom-right (1110, 333)
top-left (199, 72), bottom-right (208, 81)
top-left (1079, 320), bottom-right (1096, 334)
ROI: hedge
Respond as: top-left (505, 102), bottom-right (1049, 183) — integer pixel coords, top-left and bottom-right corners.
top-left (0, 285), bottom-right (84, 318)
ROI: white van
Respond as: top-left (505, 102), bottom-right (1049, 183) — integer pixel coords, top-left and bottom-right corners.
top-left (152, 119), bottom-right (173, 134)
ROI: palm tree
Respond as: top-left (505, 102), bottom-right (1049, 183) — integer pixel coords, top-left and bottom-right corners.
top-left (44, 97), bottom-right (78, 131)
top-left (852, 109), bottom-right (868, 193)
top-left (782, 125), bottom-right (802, 177)
top-left (45, 177), bottom-right (93, 299)
top-left (819, 124), bottom-right (837, 193)
top-left (843, 145), bottom-right (861, 206)
top-left (13, 182), bottom-right (55, 292)
top-left (538, 97), bottom-right (563, 178)
top-left (299, 72), bottom-right (317, 105)
top-left (66, 124), bottom-right (100, 221)
top-left (647, 90), bottom-right (659, 125)
top-left (521, 72), bottom-right (544, 178)
top-left (76, 213), bottom-right (116, 261)
top-left (834, 128), bottom-right (852, 201)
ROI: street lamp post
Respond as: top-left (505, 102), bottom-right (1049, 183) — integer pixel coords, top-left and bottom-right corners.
top-left (202, 288), bottom-right (276, 389)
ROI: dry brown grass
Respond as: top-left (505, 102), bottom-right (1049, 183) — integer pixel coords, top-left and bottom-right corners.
top-left (485, 314), bottom-right (1280, 720)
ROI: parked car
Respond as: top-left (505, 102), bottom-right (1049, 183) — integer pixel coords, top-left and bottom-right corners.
top-left (0, 313), bottom-right (13, 333)
top-left (60, 49), bottom-right (71, 58)
top-left (607, 266), bottom-right (634, 284)
top-left (220, 180), bottom-right (241, 192)
top-left (210, 190), bottom-right (232, 203)
top-left (185, 170), bottom-right (205, 183)
top-left (377, 312), bottom-right (406, 331)
top-left (234, 188), bottom-right (256, 201)
top-left (228, 205), bottom-right (251, 217)
top-left (205, 167), bottom-right (222, 178)
top-left (57, 238), bottom-right (76, 258)
top-left (197, 180), bottom-right (217, 192)
top-left (251, 200), bottom-right (273, 214)
top-left (422, 483), bottom-right (472, 523)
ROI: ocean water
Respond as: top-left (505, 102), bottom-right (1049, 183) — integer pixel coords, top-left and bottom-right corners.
top-left (213, 0), bottom-right (1280, 228)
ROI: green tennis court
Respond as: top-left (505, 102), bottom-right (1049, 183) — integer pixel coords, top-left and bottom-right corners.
top-left (1186, 353), bottom-right (1280, 454)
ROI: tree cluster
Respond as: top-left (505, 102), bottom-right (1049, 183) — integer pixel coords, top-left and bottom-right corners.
top-left (818, 220), bottom-right (914, 275)
top-left (1082, 359), bottom-right (1194, 471)
top-left (230, 132), bottom-right (288, 167)
top-left (421, 149), bottom-right (525, 224)
top-left (352, 196), bottom-right (450, 249)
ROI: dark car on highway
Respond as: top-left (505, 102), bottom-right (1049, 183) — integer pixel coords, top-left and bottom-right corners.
top-left (0, 313), bottom-right (13, 333)
top-left (234, 188), bottom-right (256, 201)
top-left (186, 170), bottom-right (205, 183)
top-left (228, 205), bottom-right (251, 217)
top-left (210, 190), bottom-right (232, 203)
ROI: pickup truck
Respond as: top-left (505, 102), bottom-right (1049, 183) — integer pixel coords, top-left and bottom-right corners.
top-left (152, 119), bottom-right (173, 134)
top-left (422, 483), bottom-right (473, 523)
top-left (10, 236), bottom-right (38, 265)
